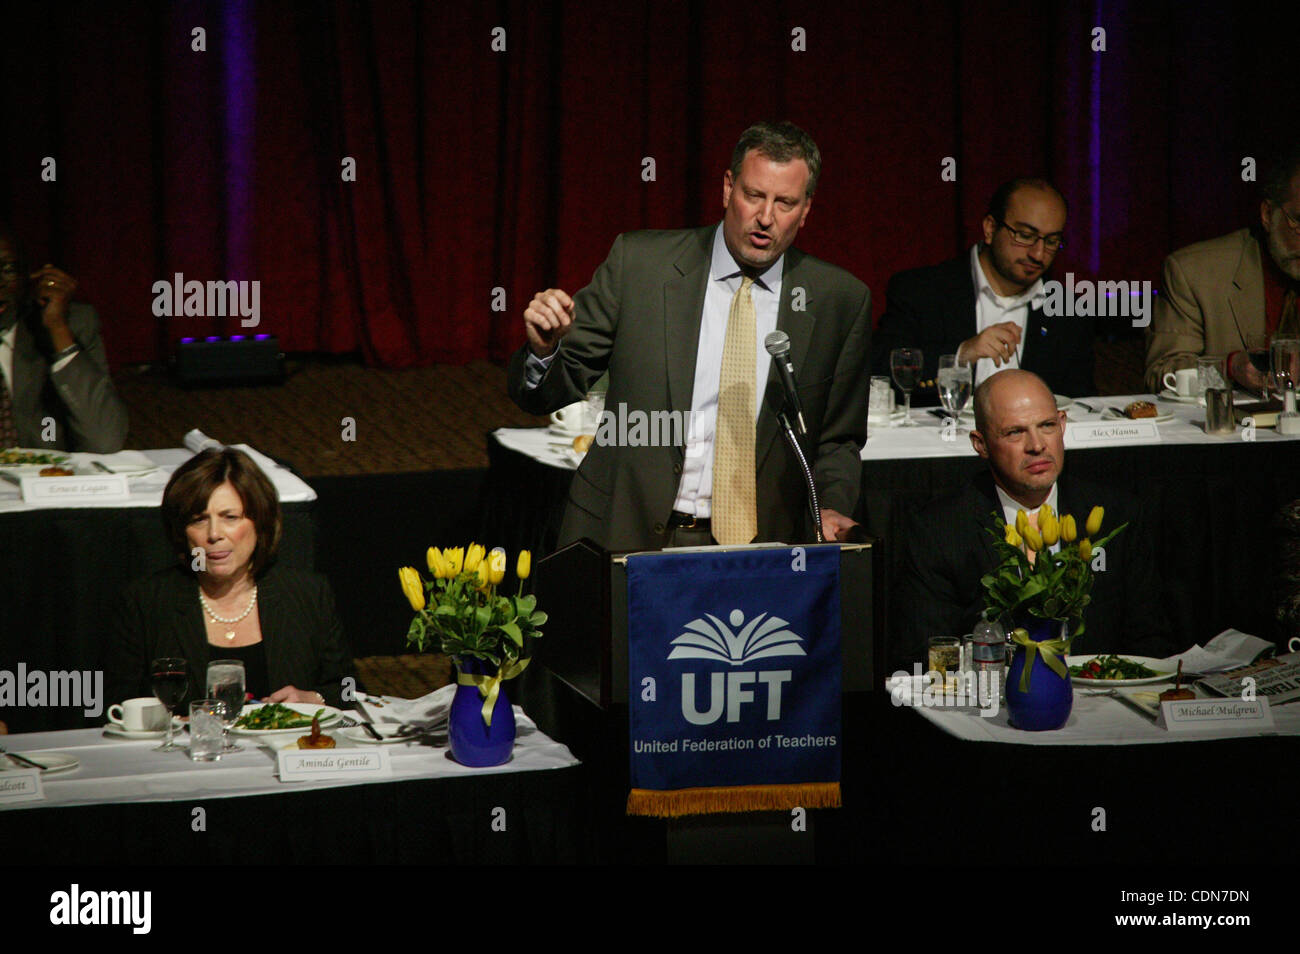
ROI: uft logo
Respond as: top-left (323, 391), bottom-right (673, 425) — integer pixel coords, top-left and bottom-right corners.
top-left (670, 608), bottom-right (800, 725)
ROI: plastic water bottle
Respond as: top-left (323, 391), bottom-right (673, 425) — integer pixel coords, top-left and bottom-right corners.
top-left (971, 614), bottom-right (1006, 706)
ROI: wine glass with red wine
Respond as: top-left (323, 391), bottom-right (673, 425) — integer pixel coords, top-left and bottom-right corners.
top-left (150, 657), bottom-right (190, 752)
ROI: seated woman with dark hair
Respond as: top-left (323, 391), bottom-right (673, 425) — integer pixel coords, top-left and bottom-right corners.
top-left (108, 447), bottom-right (356, 709)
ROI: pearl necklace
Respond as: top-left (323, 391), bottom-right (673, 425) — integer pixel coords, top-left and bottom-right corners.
top-left (199, 586), bottom-right (258, 641)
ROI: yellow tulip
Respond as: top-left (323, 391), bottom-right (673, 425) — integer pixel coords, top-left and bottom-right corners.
top-left (1040, 512), bottom-right (1059, 547)
top-left (1086, 506), bottom-right (1104, 537)
top-left (488, 547), bottom-right (507, 585)
top-left (475, 557), bottom-right (491, 588)
top-left (444, 547), bottom-right (464, 576)
top-left (1040, 503), bottom-right (1054, 522)
top-left (398, 566), bottom-right (425, 611)
top-left (1078, 539), bottom-right (1093, 561)
top-left (1004, 523), bottom-right (1022, 548)
top-left (1023, 526), bottom-right (1043, 552)
top-left (1061, 514), bottom-right (1077, 543)
top-left (1015, 509), bottom-right (1029, 537)
top-left (464, 543), bottom-right (486, 574)
top-left (427, 547), bottom-right (449, 579)
top-left (517, 549), bottom-right (532, 580)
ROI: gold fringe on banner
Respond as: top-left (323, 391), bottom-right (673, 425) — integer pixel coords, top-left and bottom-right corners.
top-left (626, 782), bottom-right (840, 817)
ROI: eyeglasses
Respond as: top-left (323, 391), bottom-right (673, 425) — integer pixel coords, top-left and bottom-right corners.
top-left (1276, 205), bottom-right (1300, 236)
top-left (995, 219), bottom-right (1065, 252)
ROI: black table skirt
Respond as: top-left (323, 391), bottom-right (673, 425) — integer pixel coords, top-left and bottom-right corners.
top-left (1, 503), bottom-right (315, 733)
top-left (484, 432), bottom-right (1300, 662)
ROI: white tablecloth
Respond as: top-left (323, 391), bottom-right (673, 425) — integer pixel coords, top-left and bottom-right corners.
top-left (0, 444), bottom-right (315, 513)
top-left (890, 683), bottom-right (1300, 745)
top-left (0, 706), bottom-right (578, 810)
top-left (861, 391), bottom-right (1295, 460)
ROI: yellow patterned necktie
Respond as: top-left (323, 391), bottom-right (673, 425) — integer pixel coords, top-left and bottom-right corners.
top-left (713, 276), bottom-right (757, 545)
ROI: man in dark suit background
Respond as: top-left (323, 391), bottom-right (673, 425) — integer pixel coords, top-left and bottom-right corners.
top-left (871, 178), bottom-right (1094, 402)
top-left (507, 122), bottom-right (871, 552)
top-left (0, 225), bottom-right (128, 452)
top-left (891, 370), bottom-right (1171, 668)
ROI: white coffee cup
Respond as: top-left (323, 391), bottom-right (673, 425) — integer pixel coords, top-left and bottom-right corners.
top-left (108, 697), bottom-right (168, 732)
top-left (1163, 367), bottom-right (1198, 396)
top-left (550, 401), bottom-right (589, 434)
top-left (1289, 636), bottom-right (1300, 654)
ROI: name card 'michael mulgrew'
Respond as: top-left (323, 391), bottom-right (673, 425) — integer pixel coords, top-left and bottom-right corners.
top-left (277, 747), bottom-right (392, 782)
top-left (0, 769), bottom-right (45, 804)
top-left (20, 474), bottom-right (130, 506)
top-left (1158, 697), bottom-right (1275, 733)
top-left (1065, 420), bottom-right (1161, 448)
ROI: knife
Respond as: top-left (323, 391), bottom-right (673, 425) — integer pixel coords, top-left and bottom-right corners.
top-left (0, 746), bottom-right (49, 771)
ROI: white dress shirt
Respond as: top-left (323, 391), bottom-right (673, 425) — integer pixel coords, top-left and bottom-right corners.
top-left (966, 244), bottom-right (1046, 387)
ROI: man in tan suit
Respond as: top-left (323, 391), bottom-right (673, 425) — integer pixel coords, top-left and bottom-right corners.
top-left (1145, 144), bottom-right (1300, 393)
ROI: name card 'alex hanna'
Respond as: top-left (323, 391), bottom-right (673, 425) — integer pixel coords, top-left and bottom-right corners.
top-left (1158, 697), bottom-right (1275, 733)
top-left (20, 474), bottom-right (130, 506)
top-left (277, 747), bottom-right (392, 781)
top-left (1065, 420), bottom-right (1161, 448)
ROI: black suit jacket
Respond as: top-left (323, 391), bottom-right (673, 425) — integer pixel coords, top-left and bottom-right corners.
top-left (890, 471), bottom-right (1172, 669)
top-left (870, 254), bottom-right (1095, 402)
top-left (507, 225), bottom-right (872, 552)
top-left (107, 563), bottom-right (356, 709)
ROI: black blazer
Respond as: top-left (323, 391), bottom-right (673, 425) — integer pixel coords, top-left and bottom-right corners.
top-left (890, 471), bottom-right (1173, 669)
top-left (870, 254), bottom-right (1095, 402)
top-left (107, 563), bottom-right (356, 710)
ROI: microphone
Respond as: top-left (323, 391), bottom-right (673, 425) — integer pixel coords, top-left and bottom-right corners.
top-left (764, 331), bottom-right (806, 436)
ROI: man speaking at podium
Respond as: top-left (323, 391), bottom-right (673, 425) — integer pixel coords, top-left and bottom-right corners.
top-left (507, 122), bottom-right (871, 552)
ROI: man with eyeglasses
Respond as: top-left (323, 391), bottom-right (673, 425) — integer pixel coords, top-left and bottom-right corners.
top-left (872, 178), bottom-right (1093, 400)
top-left (1145, 141), bottom-right (1300, 393)
top-left (0, 224), bottom-right (127, 452)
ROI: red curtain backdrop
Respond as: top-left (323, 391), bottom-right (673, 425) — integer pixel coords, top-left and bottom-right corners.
top-left (1, 1), bottom-right (1295, 368)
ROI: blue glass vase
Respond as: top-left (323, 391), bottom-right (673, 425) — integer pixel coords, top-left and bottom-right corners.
top-left (448, 656), bottom-right (516, 767)
top-left (1005, 618), bottom-right (1073, 731)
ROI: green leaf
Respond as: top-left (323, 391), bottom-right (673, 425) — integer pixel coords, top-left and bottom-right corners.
top-left (500, 621), bottom-right (524, 646)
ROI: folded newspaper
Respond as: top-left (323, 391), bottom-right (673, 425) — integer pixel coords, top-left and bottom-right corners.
top-left (1197, 652), bottom-right (1300, 705)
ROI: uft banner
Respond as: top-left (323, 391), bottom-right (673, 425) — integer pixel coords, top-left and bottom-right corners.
top-left (626, 545), bottom-right (842, 816)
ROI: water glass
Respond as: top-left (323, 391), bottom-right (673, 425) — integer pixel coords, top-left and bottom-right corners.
top-left (206, 660), bottom-right (246, 753)
top-left (189, 700), bottom-right (225, 762)
top-left (890, 348), bottom-right (923, 427)
top-left (868, 375), bottom-right (894, 427)
top-left (927, 636), bottom-right (961, 691)
top-left (1196, 355), bottom-right (1227, 396)
top-left (1271, 338), bottom-right (1300, 395)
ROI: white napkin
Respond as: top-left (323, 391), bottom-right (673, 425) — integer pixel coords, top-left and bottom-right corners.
top-left (1159, 629), bottom-right (1275, 674)
top-left (355, 686), bottom-right (453, 729)
top-left (183, 429), bottom-right (223, 454)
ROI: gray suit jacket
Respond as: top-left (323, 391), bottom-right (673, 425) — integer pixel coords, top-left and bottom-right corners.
top-left (8, 302), bottom-right (128, 452)
top-left (507, 225), bottom-right (872, 552)
top-left (1144, 228), bottom-right (1265, 392)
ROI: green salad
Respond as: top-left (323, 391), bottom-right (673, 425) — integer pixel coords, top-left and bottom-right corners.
top-left (233, 703), bottom-right (325, 730)
top-left (1069, 655), bottom-right (1163, 680)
